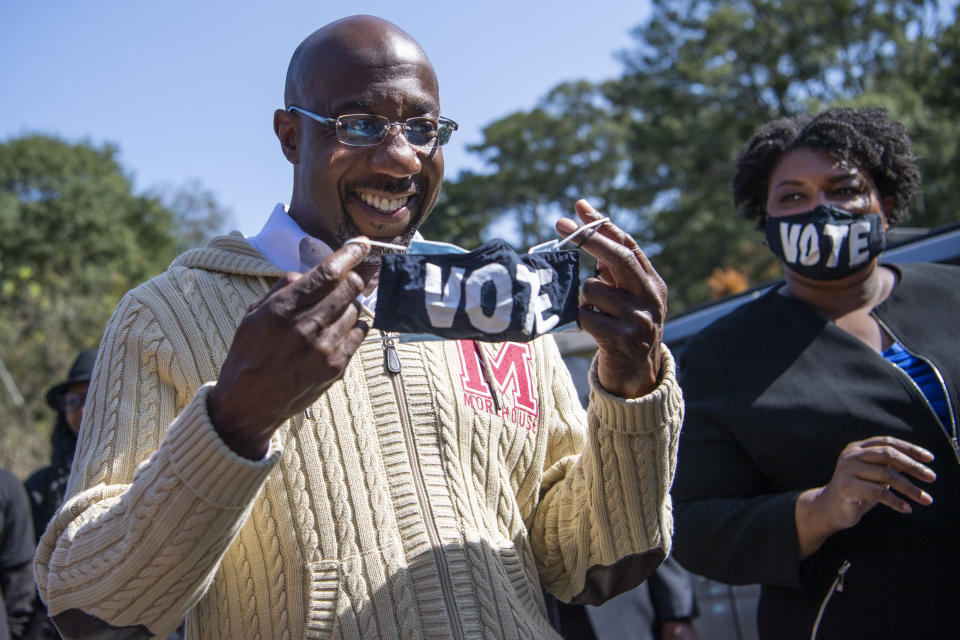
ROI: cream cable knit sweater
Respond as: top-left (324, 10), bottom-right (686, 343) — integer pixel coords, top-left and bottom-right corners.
top-left (35, 233), bottom-right (683, 640)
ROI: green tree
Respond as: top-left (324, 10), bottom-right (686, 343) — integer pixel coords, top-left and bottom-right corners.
top-left (609, 0), bottom-right (945, 310)
top-left (154, 178), bottom-right (236, 254)
top-left (445, 0), bottom-right (956, 312)
top-left (0, 135), bottom-right (228, 477)
top-left (420, 170), bottom-right (500, 248)
top-left (872, 2), bottom-right (960, 228)
top-left (423, 81), bottom-right (632, 250)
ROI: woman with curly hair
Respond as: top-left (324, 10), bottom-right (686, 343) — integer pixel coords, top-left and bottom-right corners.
top-left (671, 107), bottom-right (960, 638)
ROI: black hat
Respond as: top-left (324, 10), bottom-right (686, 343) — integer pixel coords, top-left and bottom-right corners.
top-left (46, 348), bottom-right (99, 410)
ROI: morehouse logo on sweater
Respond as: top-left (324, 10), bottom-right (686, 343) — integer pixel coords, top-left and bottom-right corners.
top-left (456, 340), bottom-right (539, 433)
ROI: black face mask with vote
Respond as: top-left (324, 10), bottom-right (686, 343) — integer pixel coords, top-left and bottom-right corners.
top-left (764, 205), bottom-right (886, 281)
top-left (373, 238), bottom-right (580, 342)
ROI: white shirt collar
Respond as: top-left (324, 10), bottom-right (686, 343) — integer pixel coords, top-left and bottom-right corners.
top-left (247, 203), bottom-right (378, 309)
top-left (247, 203), bottom-right (326, 273)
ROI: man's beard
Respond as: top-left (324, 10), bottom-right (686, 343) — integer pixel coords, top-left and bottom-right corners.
top-left (335, 211), bottom-right (424, 264)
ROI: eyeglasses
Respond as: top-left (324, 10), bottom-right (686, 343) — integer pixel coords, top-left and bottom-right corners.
top-left (288, 106), bottom-right (458, 149)
top-left (64, 391), bottom-right (86, 411)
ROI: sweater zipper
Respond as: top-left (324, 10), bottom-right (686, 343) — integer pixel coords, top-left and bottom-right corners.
top-left (380, 332), bottom-right (466, 640)
top-left (809, 560), bottom-right (851, 640)
top-left (873, 317), bottom-right (960, 464)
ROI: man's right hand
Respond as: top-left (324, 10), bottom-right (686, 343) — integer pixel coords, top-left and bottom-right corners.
top-left (208, 240), bottom-right (372, 459)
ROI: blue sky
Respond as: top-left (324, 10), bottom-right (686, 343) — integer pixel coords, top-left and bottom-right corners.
top-left (1, 1), bottom-right (651, 235)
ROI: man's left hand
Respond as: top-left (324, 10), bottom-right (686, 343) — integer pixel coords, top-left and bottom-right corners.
top-left (557, 199), bottom-right (667, 399)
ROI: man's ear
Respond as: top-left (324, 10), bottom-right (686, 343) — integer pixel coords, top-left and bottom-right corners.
top-left (274, 109), bottom-right (300, 164)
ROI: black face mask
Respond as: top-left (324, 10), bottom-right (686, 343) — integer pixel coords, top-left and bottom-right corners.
top-left (374, 238), bottom-right (580, 342)
top-left (764, 205), bottom-right (886, 280)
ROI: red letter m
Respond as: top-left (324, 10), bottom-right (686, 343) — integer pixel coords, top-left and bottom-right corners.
top-left (457, 341), bottom-right (538, 416)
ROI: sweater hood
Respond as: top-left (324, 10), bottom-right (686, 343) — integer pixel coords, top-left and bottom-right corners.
top-left (171, 232), bottom-right (287, 278)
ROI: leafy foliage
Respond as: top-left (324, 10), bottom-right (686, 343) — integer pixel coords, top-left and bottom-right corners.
top-left (0, 135), bottom-right (230, 477)
top-left (155, 178), bottom-right (236, 255)
top-left (437, 0), bottom-right (957, 312)
top-left (419, 171), bottom-right (499, 248)
top-left (423, 81), bottom-right (633, 250)
top-left (869, 4), bottom-right (960, 228)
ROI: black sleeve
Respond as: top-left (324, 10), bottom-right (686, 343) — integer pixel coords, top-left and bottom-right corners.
top-left (0, 470), bottom-right (37, 639)
top-left (24, 468), bottom-right (51, 546)
top-left (671, 334), bottom-right (804, 588)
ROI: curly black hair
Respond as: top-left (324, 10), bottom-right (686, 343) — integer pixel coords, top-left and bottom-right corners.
top-left (732, 107), bottom-right (921, 229)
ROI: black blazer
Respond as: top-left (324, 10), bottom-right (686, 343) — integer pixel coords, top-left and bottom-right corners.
top-left (672, 262), bottom-right (960, 639)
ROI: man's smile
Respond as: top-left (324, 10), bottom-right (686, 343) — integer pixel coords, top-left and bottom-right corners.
top-left (343, 186), bottom-right (423, 242)
top-left (356, 190), bottom-right (415, 214)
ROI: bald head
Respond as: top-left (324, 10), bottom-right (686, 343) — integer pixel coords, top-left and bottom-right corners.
top-left (275, 15), bottom-right (447, 255)
top-left (284, 15), bottom-right (436, 109)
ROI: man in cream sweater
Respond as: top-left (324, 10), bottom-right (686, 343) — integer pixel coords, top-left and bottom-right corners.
top-left (35, 15), bottom-right (683, 640)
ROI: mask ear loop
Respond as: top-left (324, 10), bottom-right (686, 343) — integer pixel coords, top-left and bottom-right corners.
top-left (344, 238), bottom-right (410, 252)
top-left (350, 222), bottom-right (611, 255)
top-left (553, 216), bottom-right (610, 250)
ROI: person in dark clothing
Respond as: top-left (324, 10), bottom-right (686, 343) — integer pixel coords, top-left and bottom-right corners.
top-left (0, 467), bottom-right (35, 640)
top-left (24, 348), bottom-right (96, 640)
top-left (24, 348), bottom-right (187, 640)
top-left (672, 107), bottom-right (960, 639)
top-left (25, 348), bottom-right (97, 543)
